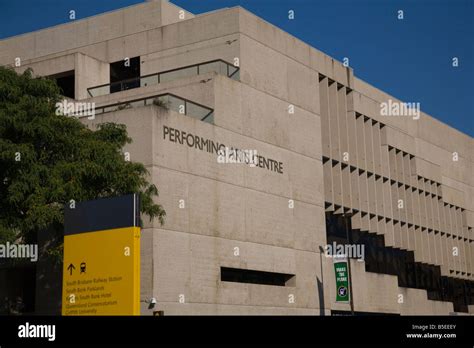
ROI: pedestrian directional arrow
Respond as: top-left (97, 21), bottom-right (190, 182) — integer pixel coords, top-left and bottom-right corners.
top-left (67, 263), bottom-right (75, 276)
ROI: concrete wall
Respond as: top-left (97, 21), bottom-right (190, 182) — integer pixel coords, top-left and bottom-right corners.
top-left (0, 0), bottom-right (194, 65)
top-left (84, 101), bottom-right (325, 314)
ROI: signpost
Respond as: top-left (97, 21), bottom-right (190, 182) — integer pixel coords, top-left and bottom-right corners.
top-left (62, 194), bottom-right (140, 315)
top-left (333, 255), bottom-right (350, 303)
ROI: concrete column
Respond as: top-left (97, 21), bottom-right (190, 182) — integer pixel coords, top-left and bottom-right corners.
top-left (356, 114), bottom-right (366, 171)
top-left (319, 77), bottom-right (331, 158)
top-left (462, 213), bottom-right (471, 277)
top-left (337, 86), bottom-right (352, 212)
top-left (457, 208), bottom-right (467, 276)
top-left (350, 167), bottom-right (361, 212)
top-left (385, 219), bottom-right (395, 247)
top-left (414, 226), bottom-right (424, 263)
top-left (469, 237), bottom-right (474, 279)
top-left (372, 121), bottom-right (383, 175)
top-left (438, 199), bottom-right (449, 275)
top-left (328, 81), bottom-right (340, 161)
top-left (435, 198), bottom-right (443, 267)
top-left (449, 206), bottom-right (459, 273)
top-left (368, 173), bottom-right (377, 231)
top-left (74, 52), bottom-right (109, 100)
top-left (391, 182), bottom-right (402, 248)
top-left (341, 163), bottom-right (352, 211)
top-left (445, 204), bottom-right (454, 273)
top-left (375, 125), bottom-right (386, 238)
top-left (332, 162), bottom-right (343, 211)
top-left (422, 228), bottom-right (431, 264)
top-left (346, 91), bottom-right (358, 168)
top-left (439, 198), bottom-right (447, 235)
top-left (359, 172), bottom-right (369, 230)
top-left (419, 178), bottom-right (428, 231)
top-left (351, 212), bottom-right (362, 230)
top-left (337, 85), bottom-right (349, 164)
top-left (393, 221), bottom-right (402, 249)
top-left (376, 177), bottom-right (386, 236)
top-left (323, 159), bottom-right (334, 212)
top-left (364, 117), bottom-right (375, 174)
top-left (440, 231), bottom-right (449, 276)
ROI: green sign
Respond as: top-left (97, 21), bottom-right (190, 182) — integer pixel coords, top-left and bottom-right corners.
top-left (334, 258), bottom-right (350, 303)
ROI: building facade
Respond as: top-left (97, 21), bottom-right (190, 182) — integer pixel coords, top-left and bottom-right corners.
top-left (1, 0), bottom-right (473, 315)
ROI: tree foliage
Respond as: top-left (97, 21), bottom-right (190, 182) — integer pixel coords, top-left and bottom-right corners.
top-left (0, 66), bottom-right (165, 245)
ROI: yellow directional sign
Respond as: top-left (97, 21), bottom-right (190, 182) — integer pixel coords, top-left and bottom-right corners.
top-left (62, 227), bottom-right (140, 315)
top-left (62, 194), bottom-right (141, 315)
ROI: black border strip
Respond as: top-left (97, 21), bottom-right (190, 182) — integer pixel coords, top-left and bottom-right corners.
top-left (0, 315), bottom-right (471, 345)
top-left (64, 194), bottom-right (139, 235)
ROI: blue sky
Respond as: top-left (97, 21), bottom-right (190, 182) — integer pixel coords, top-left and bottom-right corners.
top-left (0, 0), bottom-right (472, 137)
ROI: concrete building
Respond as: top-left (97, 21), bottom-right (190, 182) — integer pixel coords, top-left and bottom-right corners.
top-left (1, 0), bottom-right (473, 315)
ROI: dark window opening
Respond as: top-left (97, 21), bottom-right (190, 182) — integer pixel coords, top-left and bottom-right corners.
top-left (110, 57), bottom-right (140, 93)
top-left (325, 211), bottom-right (349, 243)
top-left (49, 70), bottom-right (75, 99)
top-left (0, 265), bottom-right (36, 315)
top-left (331, 310), bottom-right (400, 316)
top-left (220, 267), bottom-right (295, 287)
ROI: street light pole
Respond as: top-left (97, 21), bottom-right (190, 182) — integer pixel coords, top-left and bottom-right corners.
top-left (344, 213), bottom-right (355, 316)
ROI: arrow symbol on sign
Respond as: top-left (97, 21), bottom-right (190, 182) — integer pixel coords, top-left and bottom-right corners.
top-left (67, 263), bottom-right (75, 275)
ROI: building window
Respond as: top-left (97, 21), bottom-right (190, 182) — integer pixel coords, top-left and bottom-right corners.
top-left (49, 70), bottom-right (75, 99)
top-left (110, 57), bottom-right (140, 93)
top-left (220, 267), bottom-right (295, 287)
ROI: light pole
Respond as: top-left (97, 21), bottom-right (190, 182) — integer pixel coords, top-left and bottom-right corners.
top-left (343, 213), bottom-right (355, 316)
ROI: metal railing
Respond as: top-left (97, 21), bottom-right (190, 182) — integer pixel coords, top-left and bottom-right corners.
top-left (93, 93), bottom-right (214, 123)
top-left (88, 59), bottom-right (240, 98)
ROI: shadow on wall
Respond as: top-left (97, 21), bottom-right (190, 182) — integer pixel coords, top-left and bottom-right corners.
top-left (0, 227), bottom-right (63, 315)
top-left (325, 210), bottom-right (474, 313)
